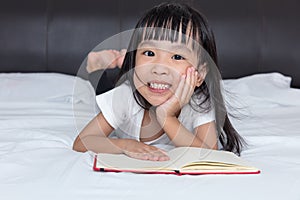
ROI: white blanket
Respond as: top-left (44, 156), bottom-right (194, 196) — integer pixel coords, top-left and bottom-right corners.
top-left (0, 72), bottom-right (299, 200)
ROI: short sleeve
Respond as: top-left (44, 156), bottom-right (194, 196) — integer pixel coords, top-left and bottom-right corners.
top-left (179, 101), bottom-right (216, 132)
top-left (95, 83), bottom-right (131, 129)
top-left (189, 98), bottom-right (215, 128)
top-left (192, 108), bottom-right (215, 128)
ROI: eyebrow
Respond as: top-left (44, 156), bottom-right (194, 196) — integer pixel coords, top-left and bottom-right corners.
top-left (138, 40), bottom-right (192, 54)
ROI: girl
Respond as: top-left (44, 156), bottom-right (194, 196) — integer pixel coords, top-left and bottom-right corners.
top-left (73, 2), bottom-right (244, 161)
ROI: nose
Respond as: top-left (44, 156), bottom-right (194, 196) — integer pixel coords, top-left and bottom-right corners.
top-left (151, 64), bottom-right (169, 76)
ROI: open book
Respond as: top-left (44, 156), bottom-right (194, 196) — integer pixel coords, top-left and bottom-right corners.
top-left (93, 147), bottom-right (260, 175)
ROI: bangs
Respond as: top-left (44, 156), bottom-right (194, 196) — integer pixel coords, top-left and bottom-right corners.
top-left (136, 15), bottom-right (201, 51)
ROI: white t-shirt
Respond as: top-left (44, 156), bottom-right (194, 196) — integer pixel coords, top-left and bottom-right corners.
top-left (96, 81), bottom-right (215, 151)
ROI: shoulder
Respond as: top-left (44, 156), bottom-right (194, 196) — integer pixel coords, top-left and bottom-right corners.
top-left (95, 82), bottom-right (141, 128)
top-left (96, 81), bottom-right (132, 103)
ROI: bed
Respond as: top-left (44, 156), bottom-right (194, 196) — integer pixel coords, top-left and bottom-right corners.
top-left (0, 72), bottom-right (300, 200)
top-left (1, 0), bottom-right (300, 199)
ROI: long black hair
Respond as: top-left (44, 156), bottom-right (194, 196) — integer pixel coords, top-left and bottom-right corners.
top-left (116, 2), bottom-right (245, 155)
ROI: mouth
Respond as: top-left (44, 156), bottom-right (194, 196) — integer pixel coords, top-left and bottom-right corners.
top-left (147, 81), bottom-right (172, 91)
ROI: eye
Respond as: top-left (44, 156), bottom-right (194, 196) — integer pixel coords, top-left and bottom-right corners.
top-left (143, 50), bottom-right (155, 57)
top-left (172, 54), bottom-right (185, 60)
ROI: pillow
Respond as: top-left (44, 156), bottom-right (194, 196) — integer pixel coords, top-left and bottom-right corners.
top-left (0, 73), bottom-right (95, 104)
top-left (222, 72), bottom-right (300, 108)
top-left (223, 72), bottom-right (291, 93)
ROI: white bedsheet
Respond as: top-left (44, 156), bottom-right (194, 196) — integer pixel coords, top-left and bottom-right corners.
top-left (0, 72), bottom-right (300, 200)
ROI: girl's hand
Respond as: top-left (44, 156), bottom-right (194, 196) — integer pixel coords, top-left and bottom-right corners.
top-left (156, 66), bottom-right (201, 124)
top-left (121, 139), bottom-right (169, 161)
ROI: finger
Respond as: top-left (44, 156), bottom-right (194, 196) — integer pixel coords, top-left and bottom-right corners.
top-left (195, 69), bottom-right (203, 87)
top-left (174, 74), bottom-right (186, 101)
top-left (184, 67), bottom-right (193, 91)
top-left (158, 155), bottom-right (170, 161)
top-left (136, 153), bottom-right (150, 161)
top-left (181, 67), bottom-right (195, 103)
top-left (190, 68), bottom-right (198, 92)
top-left (141, 151), bottom-right (168, 161)
top-left (140, 146), bottom-right (167, 161)
top-left (191, 67), bottom-right (200, 88)
top-left (126, 151), bottom-right (150, 160)
top-left (186, 68), bottom-right (196, 102)
top-left (197, 62), bottom-right (207, 85)
top-left (126, 146), bottom-right (169, 161)
top-left (147, 147), bottom-right (170, 161)
top-left (199, 62), bottom-right (207, 70)
top-left (141, 152), bottom-right (162, 161)
top-left (197, 71), bottom-right (205, 87)
top-left (155, 149), bottom-right (170, 161)
top-left (134, 145), bottom-right (159, 160)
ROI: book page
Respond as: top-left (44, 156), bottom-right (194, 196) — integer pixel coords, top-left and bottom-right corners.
top-left (167, 147), bottom-right (255, 170)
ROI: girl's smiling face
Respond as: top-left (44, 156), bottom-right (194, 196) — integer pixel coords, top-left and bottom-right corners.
top-left (133, 39), bottom-right (199, 106)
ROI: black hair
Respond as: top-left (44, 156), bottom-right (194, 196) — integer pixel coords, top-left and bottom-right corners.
top-left (116, 2), bottom-right (245, 155)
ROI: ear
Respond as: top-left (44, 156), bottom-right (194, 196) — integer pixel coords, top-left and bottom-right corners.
top-left (196, 62), bottom-right (208, 87)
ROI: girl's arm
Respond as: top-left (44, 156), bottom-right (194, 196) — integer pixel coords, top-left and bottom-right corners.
top-left (73, 113), bottom-right (169, 161)
top-left (156, 66), bottom-right (217, 149)
top-left (73, 112), bottom-right (123, 153)
top-left (159, 116), bottom-right (218, 149)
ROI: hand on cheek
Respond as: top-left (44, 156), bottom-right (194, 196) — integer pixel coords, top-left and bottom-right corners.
top-left (180, 66), bottom-right (199, 104)
top-left (196, 62), bottom-right (207, 87)
top-left (156, 66), bottom-right (199, 123)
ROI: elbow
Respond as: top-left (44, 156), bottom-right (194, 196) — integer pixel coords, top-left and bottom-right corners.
top-left (72, 137), bottom-right (88, 153)
top-left (72, 144), bottom-right (86, 153)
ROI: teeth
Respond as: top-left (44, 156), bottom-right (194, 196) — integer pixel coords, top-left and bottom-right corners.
top-left (149, 82), bottom-right (170, 90)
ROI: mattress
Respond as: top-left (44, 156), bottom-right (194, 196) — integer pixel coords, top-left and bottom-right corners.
top-left (0, 72), bottom-right (299, 200)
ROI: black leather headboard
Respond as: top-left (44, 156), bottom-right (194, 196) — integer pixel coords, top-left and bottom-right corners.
top-left (1, 0), bottom-right (299, 87)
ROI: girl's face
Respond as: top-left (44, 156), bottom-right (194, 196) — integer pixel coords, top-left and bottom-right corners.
top-left (133, 39), bottom-right (199, 106)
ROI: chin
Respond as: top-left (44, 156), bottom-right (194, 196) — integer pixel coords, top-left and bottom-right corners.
top-left (147, 97), bottom-right (169, 107)
top-left (137, 87), bottom-right (173, 107)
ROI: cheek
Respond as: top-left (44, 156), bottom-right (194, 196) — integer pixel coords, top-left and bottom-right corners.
top-left (135, 57), bottom-right (151, 73)
top-left (135, 55), bottom-right (150, 68)
top-left (180, 62), bottom-right (196, 74)
top-left (172, 65), bottom-right (190, 78)
top-left (133, 70), bottom-right (145, 89)
top-left (134, 65), bottom-right (149, 82)
top-left (170, 64), bottom-right (193, 87)
top-left (169, 71), bottom-right (182, 90)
